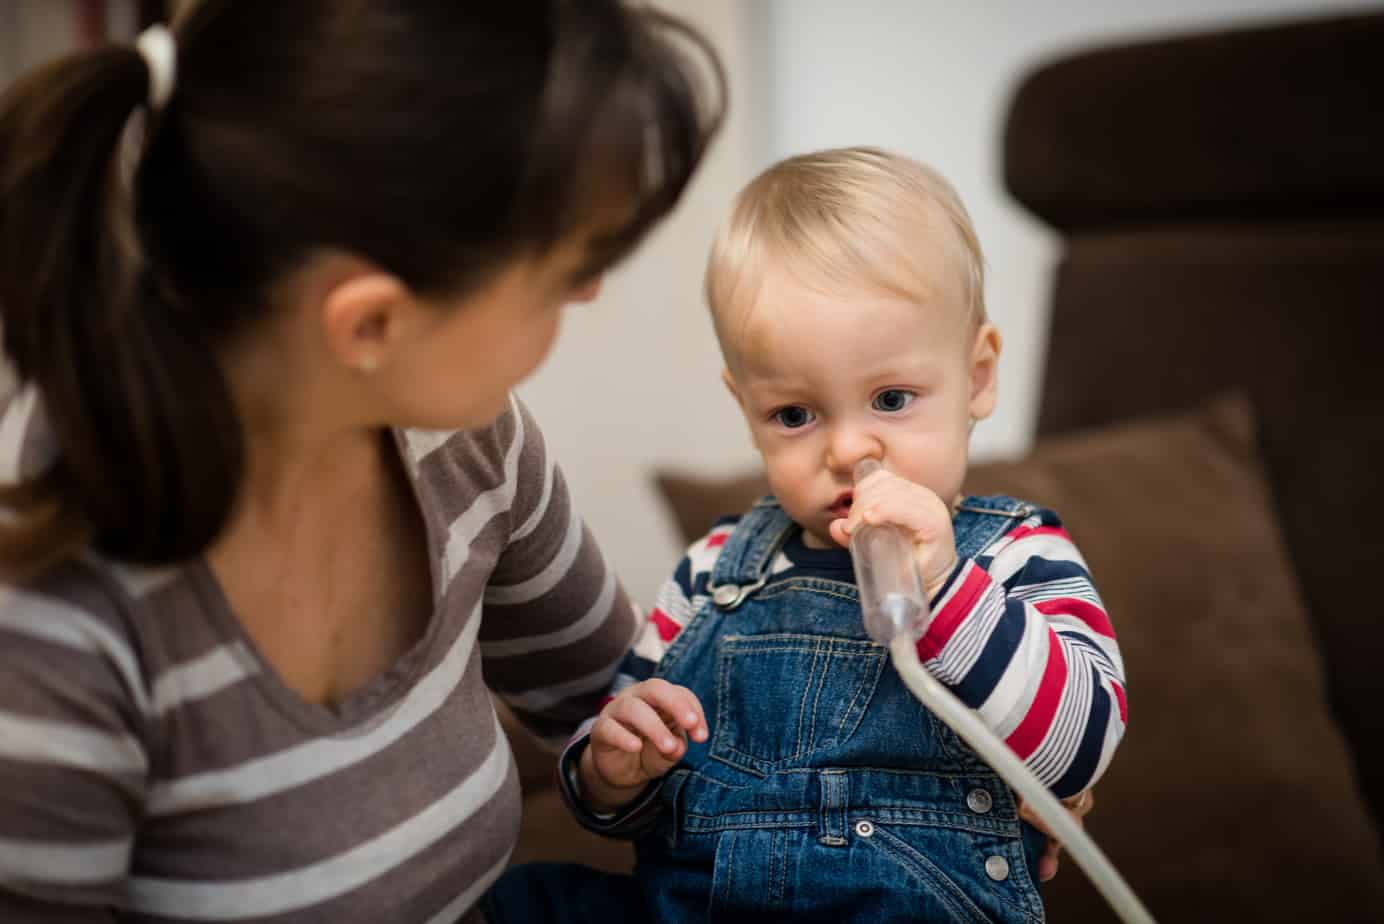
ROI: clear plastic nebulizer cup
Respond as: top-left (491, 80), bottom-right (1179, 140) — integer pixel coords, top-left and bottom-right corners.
top-left (848, 458), bottom-right (930, 644)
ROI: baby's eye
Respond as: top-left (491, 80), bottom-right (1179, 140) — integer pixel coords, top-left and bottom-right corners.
top-left (872, 389), bottom-right (916, 413)
top-left (773, 406), bottom-right (815, 429)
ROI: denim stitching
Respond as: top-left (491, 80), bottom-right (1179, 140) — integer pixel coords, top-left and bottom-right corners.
top-left (865, 824), bottom-right (997, 924)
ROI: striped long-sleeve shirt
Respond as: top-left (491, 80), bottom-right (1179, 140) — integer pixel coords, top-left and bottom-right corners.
top-left (561, 505), bottom-right (1126, 833)
top-left (0, 393), bottom-right (637, 922)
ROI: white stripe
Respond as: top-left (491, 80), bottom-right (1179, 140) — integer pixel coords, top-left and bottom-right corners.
top-left (989, 534), bottom-right (1089, 584)
top-left (151, 642), bottom-right (258, 715)
top-left (0, 384), bottom-right (41, 482)
top-left (483, 512), bottom-right (583, 606)
top-left (931, 583), bottom-right (1004, 685)
top-left (1056, 624), bottom-right (1125, 678)
top-left (654, 578), bottom-right (695, 625)
top-left (0, 835), bottom-right (131, 886)
top-left (0, 589), bottom-right (150, 715)
top-left (1009, 577), bottom-right (1098, 605)
top-left (510, 456), bottom-right (555, 542)
top-left (633, 619), bottom-right (672, 663)
top-left (503, 659), bottom-right (622, 714)
top-left (0, 709), bottom-right (147, 775)
top-left (441, 397), bottom-right (525, 586)
top-left (404, 428), bottom-right (457, 465)
top-left (130, 716), bottom-right (513, 919)
top-left (983, 616), bottom-right (1053, 738)
top-left (147, 598), bottom-right (484, 815)
top-left (422, 849), bottom-right (514, 924)
top-left (102, 559), bottom-right (181, 598)
top-left (479, 568), bottom-right (617, 658)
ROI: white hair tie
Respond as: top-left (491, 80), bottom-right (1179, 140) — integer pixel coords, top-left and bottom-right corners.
top-left (134, 25), bottom-right (177, 112)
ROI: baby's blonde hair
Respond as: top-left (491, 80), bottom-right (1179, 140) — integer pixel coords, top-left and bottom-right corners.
top-left (705, 147), bottom-right (985, 350)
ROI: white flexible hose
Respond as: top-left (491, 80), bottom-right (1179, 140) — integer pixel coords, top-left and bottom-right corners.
top-left (888, 633), bottom-right (1156, 924)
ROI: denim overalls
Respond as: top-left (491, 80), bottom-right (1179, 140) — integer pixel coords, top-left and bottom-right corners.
top-left (633, 495), bottom-right (1047, 924)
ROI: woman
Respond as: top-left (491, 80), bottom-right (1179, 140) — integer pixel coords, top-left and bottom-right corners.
top-left (0, 2), bottom-right (722, 920)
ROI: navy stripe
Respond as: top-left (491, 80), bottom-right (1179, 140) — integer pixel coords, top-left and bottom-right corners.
top-left (620, 653), bottom-right (657, 682)
top-left (673, 556), bottom-right (694, 595)
top-left (1050, 665), bottom-right (1111, 798)
top-left (929, 559), bottom-right (969, 608)
top-left (1001, 556), bottom-right (1091, 593)
top-left (953, 599), bottom-right (1025, 708)
top-left (1056, 630), bottom-right (1108, 660)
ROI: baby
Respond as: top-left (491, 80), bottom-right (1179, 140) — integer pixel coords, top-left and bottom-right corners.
top-left (484, 147), bottom-right (1127, 923)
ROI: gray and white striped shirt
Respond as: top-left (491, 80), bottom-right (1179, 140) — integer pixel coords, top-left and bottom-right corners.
top-left (0, 395), bottom-right (638, 922)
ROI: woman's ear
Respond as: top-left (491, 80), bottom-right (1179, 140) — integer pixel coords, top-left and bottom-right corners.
top-left (968, 322), bottom-right (1002, 422)
top-left (320, 269), bottom-right (413, 375)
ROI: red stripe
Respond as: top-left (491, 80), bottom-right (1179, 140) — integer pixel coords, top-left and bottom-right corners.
top-left (1034, 597), bottom-right (1115, 640)
top-left (1005, 628), bottom-right (1068, 760)
top-left (598, 695), bottom-right (615, 709)
top-left (1110, 681), bottom-right (1128, 724)
top-left (917, 564), bottom-right (991, 661)
top-left (1005, 524), bottom-right (1071, 543)
top-left (651, 607), bottom-right (682, 643)
top-left (706, 532), bottom-right (729, 548)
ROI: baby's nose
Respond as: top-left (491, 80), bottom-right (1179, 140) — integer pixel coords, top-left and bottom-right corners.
top-left (825, 424), bottom-right (883, 475)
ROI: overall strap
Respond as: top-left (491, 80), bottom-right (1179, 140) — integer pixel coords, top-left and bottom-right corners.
top-left (953, 494), bottom-right (1036, 560)
top-left (705, 497), bottom-right (797, 611)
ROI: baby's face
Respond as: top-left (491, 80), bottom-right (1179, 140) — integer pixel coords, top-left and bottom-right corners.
top-left (723, 264), bottom-right (996, 548)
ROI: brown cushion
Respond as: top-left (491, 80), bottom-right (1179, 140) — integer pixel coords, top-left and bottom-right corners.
top-left (654, 395), bottom-right (1384, 922)
top-left (1003, 12), bottom-right (1384, 230)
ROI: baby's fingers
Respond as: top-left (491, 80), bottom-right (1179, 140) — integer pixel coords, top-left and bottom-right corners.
top-left (633, 679), bottom-right (709, 744)
top-left (609, 692), bottom-right (686, 758)
top-left (589, 714), bottom-right (643, 753)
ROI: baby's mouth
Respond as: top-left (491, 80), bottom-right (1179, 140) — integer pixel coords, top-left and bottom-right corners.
top-left (829, 492), bottom-right (853, 519)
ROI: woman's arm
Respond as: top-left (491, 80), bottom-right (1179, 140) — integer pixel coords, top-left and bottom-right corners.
top-left (0, 579), bottom-right (146, 921)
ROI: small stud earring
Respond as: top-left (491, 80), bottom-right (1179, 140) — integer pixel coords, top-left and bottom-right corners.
top-left (358, 355), bottom-right (379, 374)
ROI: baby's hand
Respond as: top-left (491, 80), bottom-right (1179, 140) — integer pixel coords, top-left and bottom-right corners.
top-left (579, 678), bottom-right (708, 812)
top-left (828, 467), bottom-right (958, 598)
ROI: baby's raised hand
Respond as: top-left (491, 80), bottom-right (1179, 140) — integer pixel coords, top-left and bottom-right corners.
top-left (579, 678), bottom-right (708, 812)
top-left (828, 466), bottom-right (958, 598)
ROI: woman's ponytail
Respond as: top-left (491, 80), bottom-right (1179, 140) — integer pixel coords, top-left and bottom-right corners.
top-left (0, 43), bottom-right (243, 577)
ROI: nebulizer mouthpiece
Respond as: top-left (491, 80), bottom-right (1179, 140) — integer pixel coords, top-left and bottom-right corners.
top-left (846, 459), bottom-right (1156, 924)
top-left (849, 459), bottom-right (928, 644)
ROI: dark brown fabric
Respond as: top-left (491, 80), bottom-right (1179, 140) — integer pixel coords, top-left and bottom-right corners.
top-left (1003, 12), bottom-right (1384, 231)
top-left (1032, 224), bottom-right (1384, 832)
top-left (650, 396), bottom-right (1384, 921)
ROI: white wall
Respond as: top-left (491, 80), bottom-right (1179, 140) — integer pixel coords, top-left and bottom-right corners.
top-left (522, 0), bottom-right (1379, 608)
top-left (751, 0), bottom-right (1380, 464)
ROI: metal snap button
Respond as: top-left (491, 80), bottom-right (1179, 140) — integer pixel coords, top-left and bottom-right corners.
top-left (711, 585), bottom-right (741, 607)
top-left (854, 820), bottom-right (875, 838)
top-left (966, 788), bottom-right (993, 815)
top-left (985, 855), bottom-right (1010, 881)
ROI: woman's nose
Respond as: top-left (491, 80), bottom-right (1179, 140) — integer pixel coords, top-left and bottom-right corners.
top-left (569, 275), bottom-right (603, 303)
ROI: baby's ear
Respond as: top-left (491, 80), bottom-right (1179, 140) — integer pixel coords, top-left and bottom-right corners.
top-left (968, 323), bottom-right (1002, 422)
top-left (720, 367), bottom-right (742, 405)
top-left (721, 368), bottom-right (760, 449)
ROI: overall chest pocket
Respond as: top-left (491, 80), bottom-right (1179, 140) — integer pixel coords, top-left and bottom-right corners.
top-left (710, 633), bottom-right (886, 775)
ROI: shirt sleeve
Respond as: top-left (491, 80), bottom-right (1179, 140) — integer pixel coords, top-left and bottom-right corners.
top-left (918, 508), bottom-right (1127, 798)
top-left (475, 398), bottom-right (641, 750)
top-left (555, 520), bottom-right (736, 838)
top-left (0, 575), bottom-right (147, 921)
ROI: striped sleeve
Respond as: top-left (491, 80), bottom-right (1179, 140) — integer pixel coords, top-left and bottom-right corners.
top-left (476, 399), bottom-right (642, 750)
top-left (0, 577), bottom-right (146, 921)
top-left (918, 508), bottom-right (1127, 798)
top-left (556, 519), bottom-right (736, 837)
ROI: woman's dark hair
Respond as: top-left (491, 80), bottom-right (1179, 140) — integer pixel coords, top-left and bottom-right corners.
top-left (0, 1), bottom-right (724, 577)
